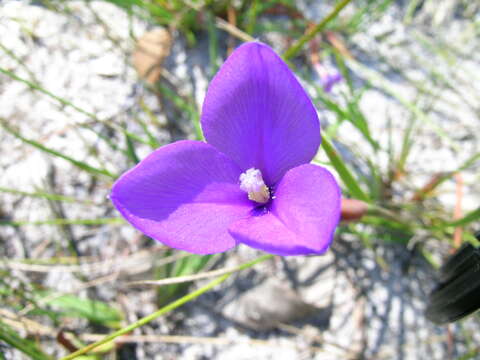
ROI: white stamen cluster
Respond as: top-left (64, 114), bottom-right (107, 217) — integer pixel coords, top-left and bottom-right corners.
top-left (239, 168), bottom-right (270, 204)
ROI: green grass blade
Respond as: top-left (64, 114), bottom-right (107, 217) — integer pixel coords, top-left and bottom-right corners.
top-left (0, 43), bottom-right (39, 82)
top-left (345, 92), bottom-right (379, 150)
top-left (363, 157), bottom-right (383, 200)
top-left (0, 120), bottom-right (115, 178)
top-left (321, 136), bottom-right (370, 202)
top-left (457, 349), bottom-right (480, 360)
top-left (137, 99), bottom-right (163, 148)
top-left (344, 0), bottom-right (394, 32)
top-left (403, 0), bottom-right (423, 24)
top-left (409, 152), bottom-right (480, 199)
top-left (245, 0), bottom-right (260, 35)
top-left (0, 320), bottom-right (52, 360)
top-left (137, 117), bottom-right (161, 149)
top-left (101, 0), bottom-right (173, 23)
top-left (314, 82), bottom-right (378, 150)
top-left (43, 293), bottom-right (123, 328)
top-left (443, 208), bottom-right (480, 228)
top-left (0, 67), bottom-right (96, 119)
top-left (396, 116), bottom-right (417, 175)
top-left (345, 58), bottom-right (460, 151)
top-left (155, 83), bottom-right (203, 140)
top-left (207, 11), bottom-right (220, 78)
top-left (283, 0), bottom-right (353, 60)
top-left (1, 67), bottom-right (151, 151)
top-left (333, 49), bottom-right (354, 91)
top-left (0, 187), bottom-right (90, 204)
top-left (158, 254), bottom-right (214, 304)
top-left (125, 132), bottom-right (140, 164)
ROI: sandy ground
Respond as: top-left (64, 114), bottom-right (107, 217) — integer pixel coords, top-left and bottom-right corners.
top-left (1, 1), bottom-right (479, 359)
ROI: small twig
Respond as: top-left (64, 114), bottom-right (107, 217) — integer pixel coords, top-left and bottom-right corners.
top-left (215, 17), bottom-right (255, 43)
top-left (325, 31), bottom-right (353, 58)
top-left (81, 333), bottom-right (281, 347)
top-left (181, 0), bottom-right (255, 43)
top-left (226, 5), bottom-right (238, 55)
top-left (447, 324), bottom-right (454, 359)
top-left (0, 309), bottom-right (54, 336)
top-left (128, 257), bottom-right (270, 287)
top-left (2, 311), bottom-right (295, 349)
top-left (411, 172), bottom-right (451, 202)
top-left (453, 173), bottom-right (464, 249)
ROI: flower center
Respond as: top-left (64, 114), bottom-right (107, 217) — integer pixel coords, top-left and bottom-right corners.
top-left (239, 168), bottom-right (270, 204)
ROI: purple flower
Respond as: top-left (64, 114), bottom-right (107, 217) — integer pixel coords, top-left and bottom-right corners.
top-left (314, 63), bottom-right (343, 93)
top-left (111, 42), bottom-right (341, 256)
top-left (321, 72), bottom-right (343, 93)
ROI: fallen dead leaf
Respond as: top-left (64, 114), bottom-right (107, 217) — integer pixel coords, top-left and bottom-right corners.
top-left (133, 28), bottom-right (172, 84)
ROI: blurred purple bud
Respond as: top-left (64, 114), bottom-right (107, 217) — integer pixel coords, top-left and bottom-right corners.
top-left (321, 71), bottom-right (343, 93)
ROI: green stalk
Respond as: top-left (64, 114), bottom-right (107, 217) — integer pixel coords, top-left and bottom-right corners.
top-left (321, 136), bottom-right (370, 202)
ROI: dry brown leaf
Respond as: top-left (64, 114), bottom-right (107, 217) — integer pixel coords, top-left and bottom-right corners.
top-left (133, 28), bottom-right (172, 84)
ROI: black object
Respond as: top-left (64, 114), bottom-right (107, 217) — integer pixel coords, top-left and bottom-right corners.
top-left (426, 234), bottom-right (480, 324)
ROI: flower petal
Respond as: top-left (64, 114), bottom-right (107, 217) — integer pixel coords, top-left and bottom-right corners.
top-left (201, 42), bottom-right (320, 186)
top-left (111, 140), bottom-right (253, 254)
top-left (228, 164), bottom-right (341, 256)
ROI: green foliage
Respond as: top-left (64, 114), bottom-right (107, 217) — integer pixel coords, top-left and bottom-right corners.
top-left (0, 320), bottom-right (52, 360)
top-left (42, 294), bottom-right (123, 328)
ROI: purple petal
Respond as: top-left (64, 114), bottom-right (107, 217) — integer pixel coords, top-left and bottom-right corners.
top-left (111, 140), bottom-right (253, 254)
top-left (201, 42), bottom-right (320, 186)
top-left (228, 164), bottom-right (341, 256)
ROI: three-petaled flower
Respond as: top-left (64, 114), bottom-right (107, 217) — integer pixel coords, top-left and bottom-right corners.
top-left (111, 42), bottom-right (341, 256)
